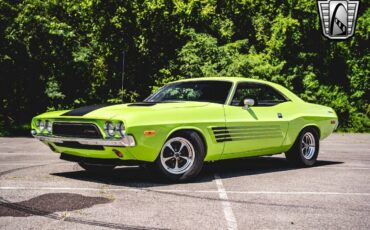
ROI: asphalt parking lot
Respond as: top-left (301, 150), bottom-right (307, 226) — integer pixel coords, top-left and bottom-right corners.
top-left (0, 134), bottom-right (369, 230)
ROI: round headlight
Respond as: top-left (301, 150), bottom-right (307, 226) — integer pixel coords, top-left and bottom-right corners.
top-left (104, 121), bottom-right (115, 137)
top-left (37, 120), bottom-right (45, 131)
top-left (116, 122), bottom-right (126, 136)
top-left (31, 129), bottom-right (37, 135)
top-left (45, 120), bottom-right (52, 133)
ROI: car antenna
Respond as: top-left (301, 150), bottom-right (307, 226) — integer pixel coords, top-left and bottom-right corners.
top-left (121, 51), bottom-right (125, 103)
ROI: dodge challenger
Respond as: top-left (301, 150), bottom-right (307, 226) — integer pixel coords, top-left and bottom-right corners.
top-left (31, 77), bottom-right (338, 181)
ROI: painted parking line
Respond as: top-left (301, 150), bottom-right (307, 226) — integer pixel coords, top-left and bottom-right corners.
top-left (323, 166), bottom-right (370, 170)
top-left (3, 161), bottom-right (370, 169)
top-left (1, 187), bottom-right (370, 197)
top-left (214, 173), bottom-right (238, 230)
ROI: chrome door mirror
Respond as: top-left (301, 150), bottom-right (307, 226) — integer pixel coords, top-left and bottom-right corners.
top-left (243, 98), bottom-right (255, 109)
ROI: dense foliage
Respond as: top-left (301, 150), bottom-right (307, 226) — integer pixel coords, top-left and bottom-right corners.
top-left (0, 0), bottom-right (369, 135)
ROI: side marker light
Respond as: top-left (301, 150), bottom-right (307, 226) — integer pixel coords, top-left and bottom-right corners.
top-left (144, 130), bottom-right (156, 136)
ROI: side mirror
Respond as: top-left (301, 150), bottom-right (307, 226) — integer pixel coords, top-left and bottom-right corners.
top-left (243, 98), bottom-right (255, 109)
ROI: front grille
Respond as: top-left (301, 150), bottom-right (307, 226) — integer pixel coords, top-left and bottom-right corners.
top-left (52, 122), bottom-right (102, 139)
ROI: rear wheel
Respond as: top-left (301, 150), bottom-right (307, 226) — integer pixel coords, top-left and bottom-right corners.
top-left (285, 127), bottom-right (320, 166)
top-left (78, 162), bottom-right (115, 173)
top-left (156, 131), bottom-right (205, 182)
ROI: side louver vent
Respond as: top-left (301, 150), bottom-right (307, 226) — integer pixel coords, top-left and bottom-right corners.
top-left (212, 126), bottom-right (282, 143)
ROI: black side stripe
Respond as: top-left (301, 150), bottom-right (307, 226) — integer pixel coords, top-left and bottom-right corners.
top-left (62, 104), bottom-right (112, 116)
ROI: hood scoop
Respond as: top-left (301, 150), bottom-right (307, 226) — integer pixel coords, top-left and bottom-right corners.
top-left (128, 102), bottom-right (156, 107)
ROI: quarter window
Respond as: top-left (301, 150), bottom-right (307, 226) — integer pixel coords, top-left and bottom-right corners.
top-left (231, 83), bottom-right (287, 106)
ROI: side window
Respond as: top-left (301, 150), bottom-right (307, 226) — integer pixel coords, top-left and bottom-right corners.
top-left (231, 83), bottom-right (287, 106)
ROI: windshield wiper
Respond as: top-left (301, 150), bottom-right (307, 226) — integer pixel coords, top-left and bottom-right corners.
top-left (128, 102), bottom-right (157, 106)
top-left (143, 100), bottom-right (182, 103)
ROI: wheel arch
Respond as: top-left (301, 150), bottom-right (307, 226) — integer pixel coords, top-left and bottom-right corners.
top-left (166, 127), bottom-right (208, 158)
top-left (301, 124), bottom-right (321, 139)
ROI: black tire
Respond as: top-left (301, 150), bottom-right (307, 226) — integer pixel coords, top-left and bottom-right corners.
top-left (78, 162), bottom-right (115, 173)
top-left (156, 131), bottom-right (205, 182)
top-left (285, 127), bottom-right (320, 167)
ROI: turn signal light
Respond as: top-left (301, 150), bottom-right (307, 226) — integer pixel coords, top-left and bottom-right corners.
top-left (112, 149), bottom-right (123, 158)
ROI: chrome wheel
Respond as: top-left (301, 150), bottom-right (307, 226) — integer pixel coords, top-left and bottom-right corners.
top-left (301, 132), bottom-right (316, 160)
top-left (160, 137), bottom-right (195, 175)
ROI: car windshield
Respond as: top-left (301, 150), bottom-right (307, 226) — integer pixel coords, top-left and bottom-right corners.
top-left (144, 80), bottom-right (233, 104)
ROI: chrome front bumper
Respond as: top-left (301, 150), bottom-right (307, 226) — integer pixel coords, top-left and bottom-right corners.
top-left (33, 135), bottom-right (136, 147)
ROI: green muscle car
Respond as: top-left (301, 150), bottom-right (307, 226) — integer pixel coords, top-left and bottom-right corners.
top-left (31, 77), bottom-right (338, 181)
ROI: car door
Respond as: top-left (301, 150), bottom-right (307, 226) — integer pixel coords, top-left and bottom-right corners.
top-left (219, 82), bottom-right (289, 159)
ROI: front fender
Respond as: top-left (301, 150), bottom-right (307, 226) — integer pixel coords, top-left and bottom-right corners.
top-left (126, 123), bottom-right (224, 162)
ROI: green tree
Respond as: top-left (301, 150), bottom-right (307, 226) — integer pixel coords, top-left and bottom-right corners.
top-left (0, 0), bottom-right (369, 135)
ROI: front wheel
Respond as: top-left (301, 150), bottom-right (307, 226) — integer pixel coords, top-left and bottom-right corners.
top-left (285, 127), bottom-right (320, 166)
top-left (156, 131), bottom-right (205, 182)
